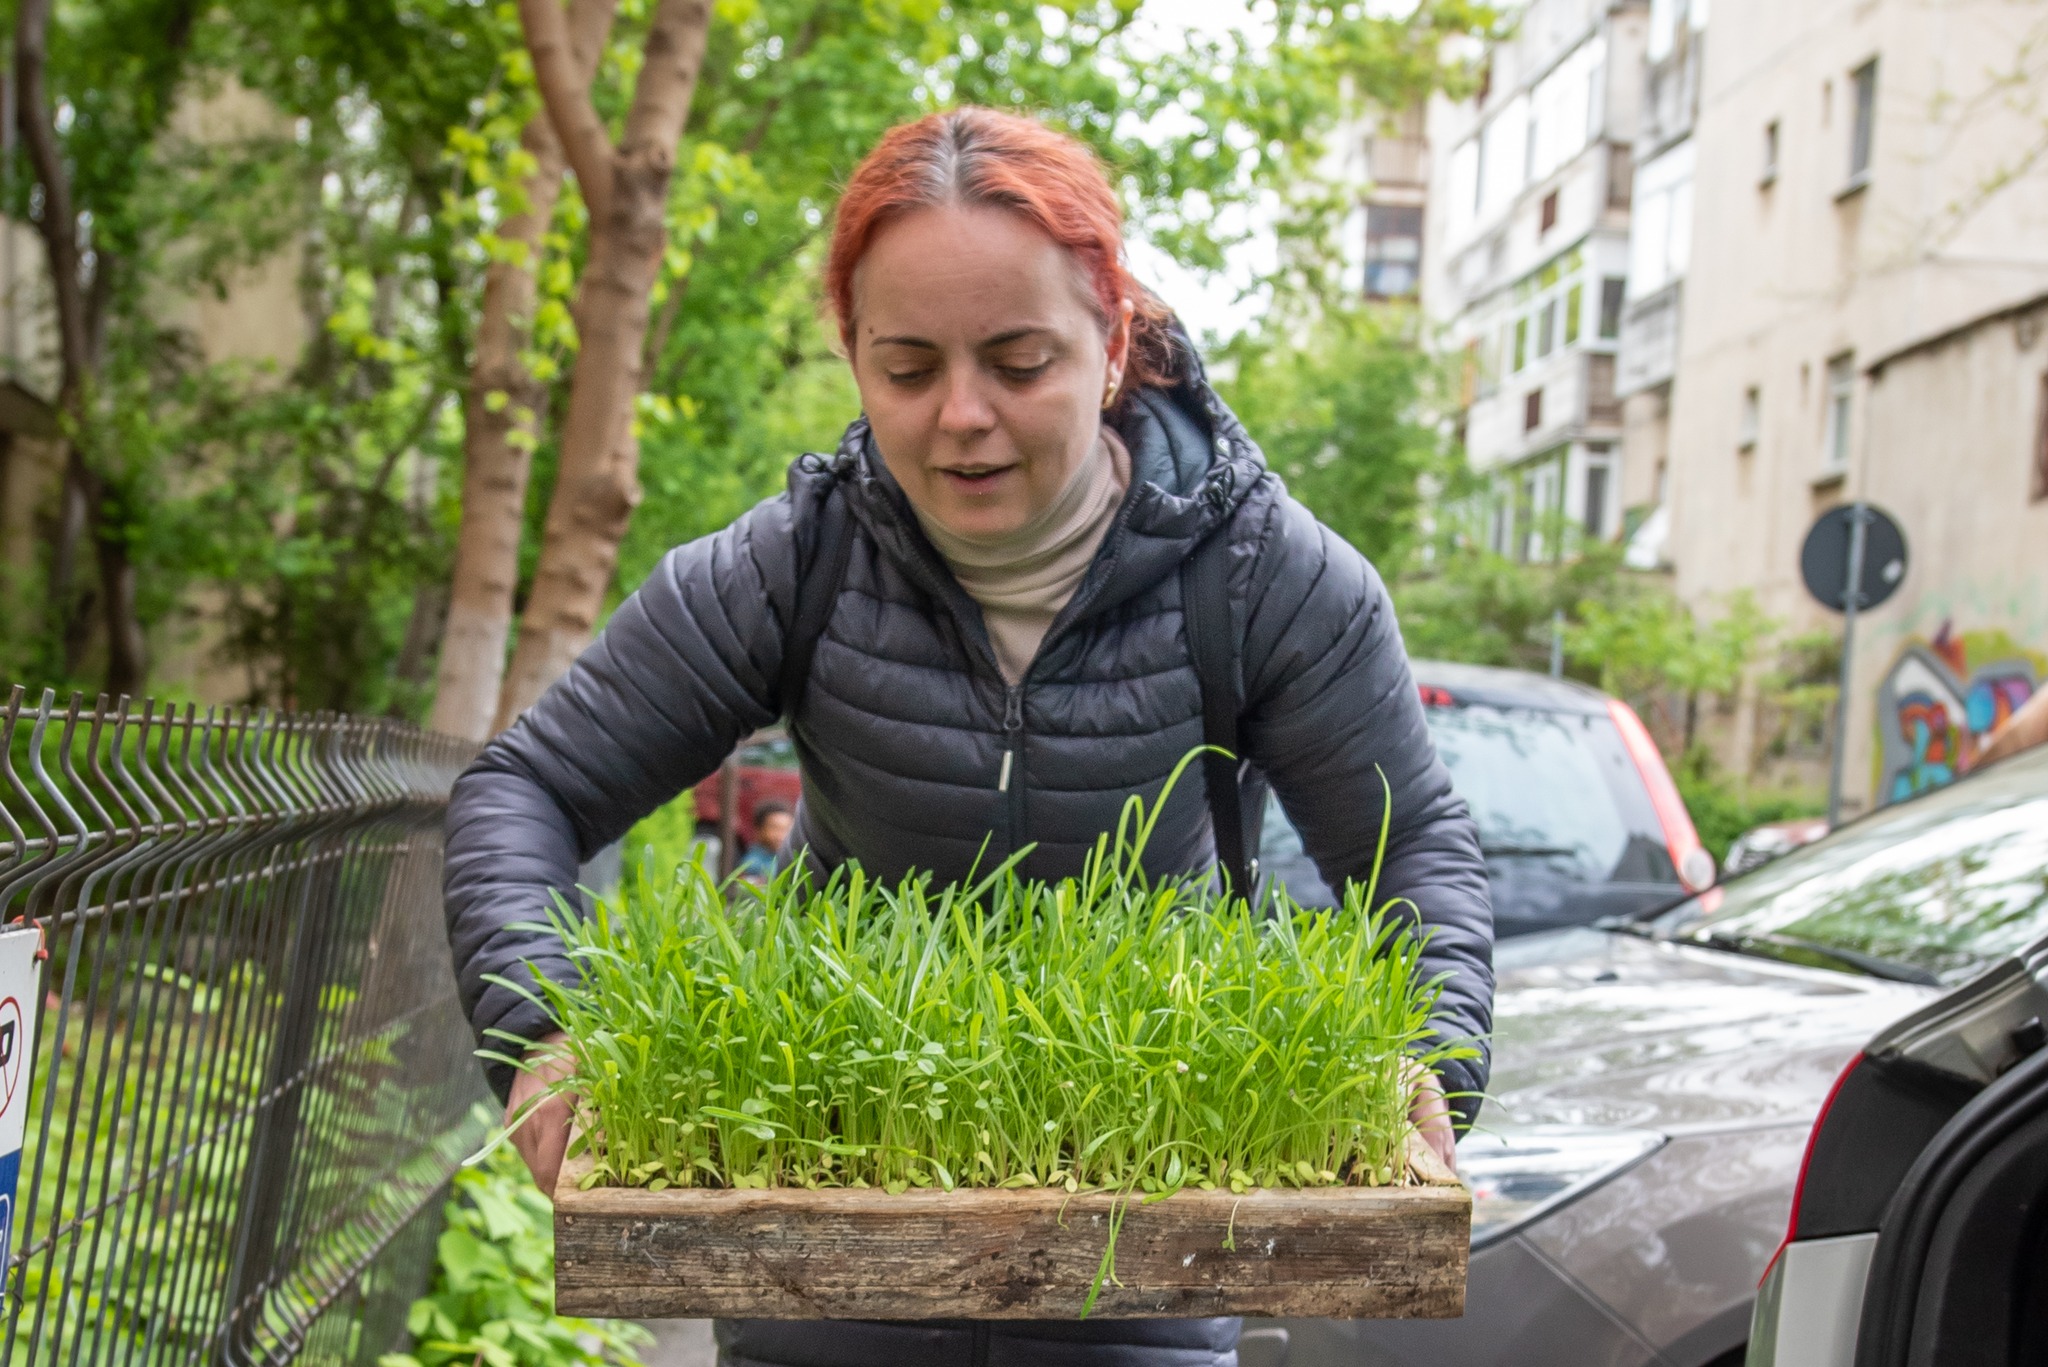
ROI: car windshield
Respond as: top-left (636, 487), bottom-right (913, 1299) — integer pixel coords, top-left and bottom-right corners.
top-left (1423, 702), bottom-right (1672, 884)
top-left (1652, 746), bottom-right (2048, 985)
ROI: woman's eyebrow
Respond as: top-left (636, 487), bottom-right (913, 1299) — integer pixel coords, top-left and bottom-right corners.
top-left (978, 326), bottom-right (1058, 349)
top-left (869, 334), bottom-right (939, 350)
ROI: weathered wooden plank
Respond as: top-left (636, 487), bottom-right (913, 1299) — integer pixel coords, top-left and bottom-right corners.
top-left (553, 1150), bottom-right (1470, 1320)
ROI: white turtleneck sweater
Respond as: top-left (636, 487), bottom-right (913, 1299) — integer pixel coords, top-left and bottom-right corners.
top-left (914, 428), bottom-right (1132, 685)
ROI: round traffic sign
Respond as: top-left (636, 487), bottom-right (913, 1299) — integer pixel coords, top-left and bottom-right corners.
top-left (1800, 503), bottom-right (1908, 612)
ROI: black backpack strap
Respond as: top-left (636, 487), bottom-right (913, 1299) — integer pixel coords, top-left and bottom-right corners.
top-left (778, 465), bottom-right (856, 721)
top-left (1181, 529), bottom-right (1264, 898)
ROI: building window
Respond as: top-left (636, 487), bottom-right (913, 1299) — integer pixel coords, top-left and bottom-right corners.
top-left (1521, 459), bottom-right (1563, 562)
top-left (1583, 454), bottom-right (1612, 539)
top-left (1599, 277), bottom-right (1626, 339)
top-left (1739, 386), bottom-right (1761, 451)
top-left (1514, 316), bottom-right (1529, 371)
top-left (2034, 373), bottom-right (2048, 502)
top-left (1849, 60), bottom-right (1878, 185)
top-left (1823, 353), bottom-right (1855, 471)
top-left (1525, 388), bottom-right (1544, 432)
top-left (1564, 282), bottom-right (1584, 345)
top-left (1364, 203), bottom-right (1424, 299)
top-left (1536, 299), bottom-right (1557, 359)
top-left (1762, 121), bottom-right (1779, 186)
top-left (1540, 190), bottom-right (1559, 234)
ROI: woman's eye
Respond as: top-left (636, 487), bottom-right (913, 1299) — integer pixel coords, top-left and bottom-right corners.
top-left (886, 369), bottom-right (934, 386)
top-left (996, 361), bottom-right (1052, 383)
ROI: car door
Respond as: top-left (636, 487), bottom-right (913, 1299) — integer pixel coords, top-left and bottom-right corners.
top-left (1748, 938), bottom-right (2048, 1367)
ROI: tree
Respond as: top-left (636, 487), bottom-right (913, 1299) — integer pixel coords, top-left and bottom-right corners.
top-left (1214, 307), bottom-right (1446, 574)
top-left (492, 0), bottom-right (715, 729)
top-left (1568, 588), bottom-right (1772, 752)
top-left (12, 0), bottom-right (201, 695)
top-left (432, 0), bottom-right (614, 742)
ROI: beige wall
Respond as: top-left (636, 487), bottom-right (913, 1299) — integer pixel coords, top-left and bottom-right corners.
top-left (1846, 299), bottom-right (2048, 811)
top-left (1664, 0), bottom-right (2048, 807)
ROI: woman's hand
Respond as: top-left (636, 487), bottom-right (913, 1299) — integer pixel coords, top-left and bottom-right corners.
top-left (1405, 1060), bottom-right (1457, 1174)
top-left (506, 1030), bottom-right (576, 1197)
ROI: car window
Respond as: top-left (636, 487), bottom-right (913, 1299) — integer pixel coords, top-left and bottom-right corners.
top-left (1655, 747), bottom-right (2048, 984)
top-left (1423, 703), bottom-right (1672, 884)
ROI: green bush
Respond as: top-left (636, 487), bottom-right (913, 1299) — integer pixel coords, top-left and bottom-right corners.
top-left (379, 1135), bottom-right (649, 1367)
top-left (1673, 755), bottom-right (1826, 865)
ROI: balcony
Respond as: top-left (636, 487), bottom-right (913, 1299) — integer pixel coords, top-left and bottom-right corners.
top-left (1617, 281), bottom-right (1682, 396)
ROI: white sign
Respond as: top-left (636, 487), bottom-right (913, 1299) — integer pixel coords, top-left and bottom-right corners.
top-left (0, 925), bottom-right (43, 1269)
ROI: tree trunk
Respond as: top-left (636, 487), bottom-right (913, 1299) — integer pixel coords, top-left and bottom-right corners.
top-left (494, 0), bottom-right (713, 729)
top-left (431, 0), bottom-right (616, 741)
top-left (16, 0), bottom-right (151, 697)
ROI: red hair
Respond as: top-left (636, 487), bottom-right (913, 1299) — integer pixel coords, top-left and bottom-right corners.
top-left (825, 107), bottom-right (1178, 399)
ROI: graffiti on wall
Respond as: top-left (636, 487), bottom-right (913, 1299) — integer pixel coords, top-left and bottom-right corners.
top-left (1876, 622), bottom-right (2044, 805)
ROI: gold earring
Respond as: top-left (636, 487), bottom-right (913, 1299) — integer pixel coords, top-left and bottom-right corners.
top-left (1102, 375), bottom-right (1121, 409)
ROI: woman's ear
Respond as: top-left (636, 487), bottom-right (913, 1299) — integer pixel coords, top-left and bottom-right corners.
top-left (1105, 295), bottom-right (1137, 392)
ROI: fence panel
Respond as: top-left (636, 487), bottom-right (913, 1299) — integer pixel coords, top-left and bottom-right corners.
top-left (0, 688), bottom-right (489, 1367)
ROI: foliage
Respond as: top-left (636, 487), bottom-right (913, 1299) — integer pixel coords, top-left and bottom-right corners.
top-left (0, 0), bottom-right (502, 710)
top-left (1395, 542), bottom-right (1778, 753)
top-left (1672, 754), bottom-right (1826, 864)
top-left (1214, 307), bottom-right (1448, 574)
top-left (380, 1135), bottom-right (649, 1367)
top-left (510, 772), bottom-right (1466, 1220)
top-left (1393, 541), bottom-right (1650, 674)
top-left (1566, 588), bottom-right (1772, 710)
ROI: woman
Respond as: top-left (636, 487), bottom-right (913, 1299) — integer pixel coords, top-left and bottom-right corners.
top-left (445, 107), bottom-right (1493, 1367)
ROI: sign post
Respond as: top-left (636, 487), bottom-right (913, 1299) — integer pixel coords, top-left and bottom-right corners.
top-left (1799, 503), bottom-right (1909, 826)
top-left (0, 923), bottom-right (43, 1270)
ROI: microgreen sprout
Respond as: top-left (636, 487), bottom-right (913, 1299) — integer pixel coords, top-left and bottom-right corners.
top-left (490, 766), bottom-right (1471, 1215)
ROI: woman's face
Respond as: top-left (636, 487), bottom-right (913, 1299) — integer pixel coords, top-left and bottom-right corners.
top-left (849, 203), bottom-right (1129, 541)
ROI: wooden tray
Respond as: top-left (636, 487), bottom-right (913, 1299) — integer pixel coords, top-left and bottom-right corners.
top-left (553, 1138), bottom-right (1469, 1320)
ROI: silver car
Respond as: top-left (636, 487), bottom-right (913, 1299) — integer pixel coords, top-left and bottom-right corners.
top-left (1252, 737), bottom-right (2048, 1367)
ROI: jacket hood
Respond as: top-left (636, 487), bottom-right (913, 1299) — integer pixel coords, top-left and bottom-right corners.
top-left (816, 325), bottom-right (1269, 637)
top-left (1484, 928), bottom-right (1936, 1134)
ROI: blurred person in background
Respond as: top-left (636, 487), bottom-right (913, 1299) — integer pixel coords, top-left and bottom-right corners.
top-left (736, 800), bottom-right (794, 883)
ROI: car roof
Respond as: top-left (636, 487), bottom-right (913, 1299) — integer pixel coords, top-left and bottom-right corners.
top-left (1410, 659), bottom-right (1613, 716)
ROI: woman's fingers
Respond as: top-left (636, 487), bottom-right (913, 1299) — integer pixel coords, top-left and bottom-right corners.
top-left (1404, 1060), bottom-right (1457, 1175)
top-left (506, 1030), bottom-right (577, 1196)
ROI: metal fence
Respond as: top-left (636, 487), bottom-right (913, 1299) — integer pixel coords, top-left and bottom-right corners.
top-left (0, 687), bottom-right (490, 1367)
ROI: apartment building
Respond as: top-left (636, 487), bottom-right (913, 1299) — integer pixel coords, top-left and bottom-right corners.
top-left (1421, 0), bottom-right (1650, 560)
top-left (1613, 0), bottom-right (1707, 563)
top-left (1663, 0), bottom-right (2048, 808)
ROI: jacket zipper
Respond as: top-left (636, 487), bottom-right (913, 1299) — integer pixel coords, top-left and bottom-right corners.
top-left (1000, 684), bottom-right (1026, 853)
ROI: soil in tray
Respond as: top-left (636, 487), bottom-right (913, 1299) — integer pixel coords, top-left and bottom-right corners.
top-left (552, 1136), bottom-right (1470, 1321)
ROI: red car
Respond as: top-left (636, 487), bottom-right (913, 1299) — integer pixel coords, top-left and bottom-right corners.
top-left (695, 731), bottom-right (802, 850)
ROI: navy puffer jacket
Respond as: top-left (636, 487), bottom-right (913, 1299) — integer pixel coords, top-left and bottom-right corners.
top-left (443, 355), bottom-right (1493, 1367)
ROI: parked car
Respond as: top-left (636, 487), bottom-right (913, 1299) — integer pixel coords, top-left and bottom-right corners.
top-left (1723, 816), bottom-right (1830, 877)
top-left (1248, 726), bottom-right (2048, 1367)
top-left (1260, 660), bottom-right (1713, 937)
top-left (1746, 745), bottom-right (2048, 1367)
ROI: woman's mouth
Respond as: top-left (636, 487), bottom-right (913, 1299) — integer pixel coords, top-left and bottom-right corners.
top-left (937, 465), bottom-right (1016, 492)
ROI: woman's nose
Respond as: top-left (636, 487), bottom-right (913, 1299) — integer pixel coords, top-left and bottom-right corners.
top-left (936, 369), bottom-right (996, 438)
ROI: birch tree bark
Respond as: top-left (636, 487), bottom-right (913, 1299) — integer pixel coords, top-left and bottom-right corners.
top-left (430, 0), bottom-right (615, 741)
top-left (492, 0), bottom-right (713, 730)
